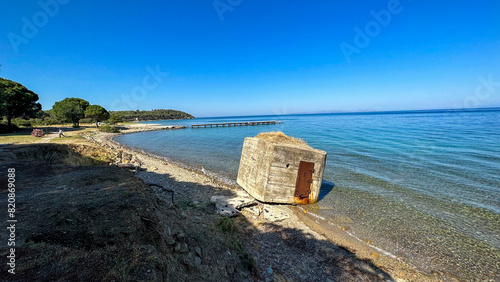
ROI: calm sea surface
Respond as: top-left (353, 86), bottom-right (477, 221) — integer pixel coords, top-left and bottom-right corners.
top-left (115, 109), bottom-right (500, 280)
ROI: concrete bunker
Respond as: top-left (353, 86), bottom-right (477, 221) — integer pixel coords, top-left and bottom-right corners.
top-left (237, 132), bottom-right (327, 204)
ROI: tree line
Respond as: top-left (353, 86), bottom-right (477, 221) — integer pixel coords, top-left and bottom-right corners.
top-left (111, 109), bottom-right (194, 122)
top-left (0, 77), bottom-right (194, 130)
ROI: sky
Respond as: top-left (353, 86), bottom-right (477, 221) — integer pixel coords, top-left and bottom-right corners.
top-left (1, 0), bottom-right (499, 117)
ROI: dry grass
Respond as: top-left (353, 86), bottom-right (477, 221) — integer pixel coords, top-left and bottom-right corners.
top-left (255, 131), bottom-right (310, 148)
top-left (0, 133), bottom-right (39, 144)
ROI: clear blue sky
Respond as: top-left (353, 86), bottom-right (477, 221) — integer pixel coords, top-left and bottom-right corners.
top-left (1, 0), bottom-right (499, 117)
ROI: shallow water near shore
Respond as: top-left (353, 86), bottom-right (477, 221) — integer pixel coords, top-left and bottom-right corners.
top-left (115, 109), bottom-right (500, 280)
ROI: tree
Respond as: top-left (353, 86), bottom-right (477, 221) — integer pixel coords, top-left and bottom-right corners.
top-left (52, 98), bottom-right (90, 127)
top-left (0, 77), bottom-right (42, 126)
top-left (107, 114), bottom-right (123, 125)
top-left (85, 105), bottom-right (109, 127)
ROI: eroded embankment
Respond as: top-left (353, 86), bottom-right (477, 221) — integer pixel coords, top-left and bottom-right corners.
top-left (0, 143), bottom-right (256, 281)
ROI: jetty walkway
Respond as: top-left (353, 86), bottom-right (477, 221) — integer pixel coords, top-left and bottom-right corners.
top-left (191, 121), bottom-right (281, 128)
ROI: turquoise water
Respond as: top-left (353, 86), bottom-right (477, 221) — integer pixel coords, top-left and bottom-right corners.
top-left (116, 109), bottom-right (500, 280)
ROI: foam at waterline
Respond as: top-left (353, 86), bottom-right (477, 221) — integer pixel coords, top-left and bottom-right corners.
top-left (298, 206), bottom-right (398, 259)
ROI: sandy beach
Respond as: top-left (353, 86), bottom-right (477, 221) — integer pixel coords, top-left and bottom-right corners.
top-left (0, 123), bottom-right (450, 281)
top-left (85, 124), bottom-right (442, 281)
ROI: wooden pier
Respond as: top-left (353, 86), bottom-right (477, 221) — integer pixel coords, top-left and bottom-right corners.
top-left (191, 121), bottom-right (281, 128)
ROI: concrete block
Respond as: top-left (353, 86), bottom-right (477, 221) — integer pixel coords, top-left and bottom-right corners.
top-left (237, 133), bottom-right (327, 204)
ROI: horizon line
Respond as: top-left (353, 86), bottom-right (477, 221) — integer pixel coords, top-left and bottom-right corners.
top-left (194, 106), bottom-right (500, 119)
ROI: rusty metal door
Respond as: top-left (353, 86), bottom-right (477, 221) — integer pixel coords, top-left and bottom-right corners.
top-left (295, 161), bottom-right (314, 199)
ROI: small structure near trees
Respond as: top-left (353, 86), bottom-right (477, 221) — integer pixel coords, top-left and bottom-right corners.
top-left (237, 132), bottom-right (327, 205)
top-left (31, 128), bottom-right (45, 137)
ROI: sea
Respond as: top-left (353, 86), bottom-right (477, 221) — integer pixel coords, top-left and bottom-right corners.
top-left (115, 108), bottom-right (500, 280)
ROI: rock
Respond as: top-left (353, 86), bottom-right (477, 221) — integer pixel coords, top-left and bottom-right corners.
top-left (267, 267), bottom-right (273, 275)
top-left (194, 247), bottom-right (202, 257)
top-left (211, 190), bottom-right (257, 210)
top-left (149, 166), bottom-right (158, 171)
top-left (174, 243), bottom-right (181, 252)
top-left (165, 235), bottom-right (176, 245)
top-left (262, 205), bottom-right (290, 222)
top-left (175, 242), bottom-right (188, 253)
top-left (214, 203), bottom-right (239, 217)
top-left (274, 273), bottom-right (288, 282)
top-left (122, 152), bottom-right (132, 163)
top-left (211, 196), bottom-right (239, 217)
top-left (210, 191), bottom-right (258, 217)
top-left (194, 256), bottom-right (202, 266)
top-left (118, 163), bottom-right (138, 169)
top-left (243, 205), bottom-right (262, 216)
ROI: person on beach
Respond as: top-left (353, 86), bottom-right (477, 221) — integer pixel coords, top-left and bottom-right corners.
top-left (58, 128), bottom-right (66, 138)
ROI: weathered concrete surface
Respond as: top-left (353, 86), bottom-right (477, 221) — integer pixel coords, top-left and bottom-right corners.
top-left (237, 137), bottom-right (327, 204)
top-left (210, 190), bottom-right (258, 217)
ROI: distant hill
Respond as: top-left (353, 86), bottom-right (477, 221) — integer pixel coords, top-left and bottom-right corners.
top-left (111, 109), bottom-right (194, 121)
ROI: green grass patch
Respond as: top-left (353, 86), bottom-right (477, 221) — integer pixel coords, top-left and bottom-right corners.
top-left (174, 200), bottom-right (197, 210)
top-left (217, 217), bottom-right (256, 272)
top-left (0, 132), bottom-right (39, 144)
top-left (99, 125), bottom-right (120, 133)
top-left (50, 135), bottom-right (84, 143)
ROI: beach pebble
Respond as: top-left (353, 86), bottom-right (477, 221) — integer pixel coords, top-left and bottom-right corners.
top-left (165, 236), bottom-right (176, 245)
top-left (195, 247), bottom-right (202, 257)
top-left (267, 267), bottom-right (273, 275)
top-left (194, 256), bottom-right (202, 266)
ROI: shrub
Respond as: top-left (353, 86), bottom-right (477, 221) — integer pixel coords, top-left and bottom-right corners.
top-left (99, 125), bottom-right (120, 133)
top-left (79, 118), bottom-right (93, 124)
top-left (31, 128), bottom-right (45, 137)
top-left (13, 118), bottom-right (32, 127)
top-left (44, 117), bottom-right (64, 125)
top-left (107, 114), bottom-right (123, 125)
top-left (29, 118), bottom-right (44, 126)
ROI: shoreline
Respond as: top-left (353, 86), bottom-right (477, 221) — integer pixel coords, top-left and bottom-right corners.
top-left (91, 124), bottom-right (440, 281)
